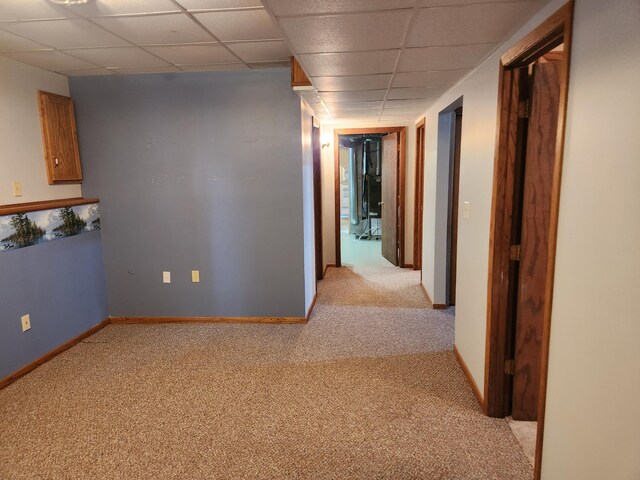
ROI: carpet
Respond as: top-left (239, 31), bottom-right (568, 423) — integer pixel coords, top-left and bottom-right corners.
top-left (0, 265), bottom-right (533, 479)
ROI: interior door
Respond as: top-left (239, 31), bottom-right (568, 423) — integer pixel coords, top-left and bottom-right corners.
top-left (414, 120), bottom-right (425, 272)
top-left (381, 132), bottom-right (399, 266)
top-left (512, 59), bottom-right (562, 420)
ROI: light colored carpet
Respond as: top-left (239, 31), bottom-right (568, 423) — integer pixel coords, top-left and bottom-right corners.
top-left (0, 265), bottom-right (533, 479)
top-left (508, 417), bottom-right (538, 466)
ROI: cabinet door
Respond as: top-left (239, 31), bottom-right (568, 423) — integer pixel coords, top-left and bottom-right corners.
top-left (38, 91), bottom-right (83, 184)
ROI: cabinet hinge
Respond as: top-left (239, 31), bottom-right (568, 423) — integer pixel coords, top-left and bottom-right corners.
top-left (510, 244), bottom-right (521, 262)
top-left (505, 359), bottom-right (515, 375)
top-left (518, 99), bottom-right (530, 119)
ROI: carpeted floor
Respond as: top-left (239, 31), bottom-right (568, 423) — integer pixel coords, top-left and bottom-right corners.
top-left (0, 265), bottom-right (533, 479)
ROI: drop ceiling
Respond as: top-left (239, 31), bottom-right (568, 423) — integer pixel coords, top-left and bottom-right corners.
top-left (0, 0), bottom-right (291, 76)
top-left (261, 0), bottom-right (546, 122)
top-left (0, 0), bottom-right (546, 123)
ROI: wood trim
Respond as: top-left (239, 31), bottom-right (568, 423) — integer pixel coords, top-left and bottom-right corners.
top-left (305, 293), bottom-right (318, 321)
top-left (333, 127), bottom-right (407, 268)
top-left (454, 345), bottom-right (486, 412)
top-left (398, 128), bottom-right (407, 267)
top-left (0, 318), bottom-right (111, 390)
top-left (413, 118), bottom-right (426, 271)
top-left (333, 130), bottom-right (341, 267)
top-left (482, 3), bottom-right (574, 479)
top-left (402, 264), bottom-right (414, 269)
top-left (110, 316), bottom-right (307, 325)
top-left (501, 4), bottom-right (569, 67)
top-left (0, 197), bottom-right (99, 216)
top-left (432, 304), bottom-right (448, 310)
top-left (291, 57), bottom-right (312, 87)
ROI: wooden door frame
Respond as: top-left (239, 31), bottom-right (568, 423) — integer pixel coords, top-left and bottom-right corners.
top-left (413, 118), bottom-right (426, 272)
top-left (312, 118), bottom-right (323, 281)
top-left (333, 127), bottom-right (406, 268)
top-left (483, 2), bottom-right (573, 479)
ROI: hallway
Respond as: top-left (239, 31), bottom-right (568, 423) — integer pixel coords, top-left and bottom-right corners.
top-left (0, 266), bottom-right (532, 479)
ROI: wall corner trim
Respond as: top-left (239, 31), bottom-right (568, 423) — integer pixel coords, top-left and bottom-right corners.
top-left (0, 317), bottom-right (111, 390)
top-left (305, 293), bottom-right (318, 322)
top-left (454, 344), bottom-right (486, 413)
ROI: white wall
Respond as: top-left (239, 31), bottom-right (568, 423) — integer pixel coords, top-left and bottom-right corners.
top-left (0, 57), bottom-right (81, 204)
top-left (418, 0), bottom-right (640, 478)
top-left (320, 121), bottom-right (417, 269)
top-left (301, 100), bottom-right (316, 312)
top-left (541, 1), bottom-right (640, 478)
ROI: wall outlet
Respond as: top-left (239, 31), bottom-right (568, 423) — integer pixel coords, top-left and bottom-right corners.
top-left (163, 271), bottom-right (171, 283)
top-left (21, 314), bottom-right (31, 332)
top-left (12, 181), bottom-right (23, 197)
top-left (191, 270), bottom-right (200, 283)
top-left (463, 201), bottom-right (471, 219)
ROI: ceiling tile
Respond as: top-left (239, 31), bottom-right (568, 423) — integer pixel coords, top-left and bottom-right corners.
top-left (398, 44), bottom-right (496, 72)
top-left (0, 29), bottom-right (50, 52)
top-left (330, 109), bottom-right (382, 118)
top-left (298, 50), bottom-right (399, 76)
top-left (177, 0), bottom-right (263, 11)
top-left (248, 60), bottom-right (290, 68)
top-left (109, 65), bottom-right (181, 74)
top-left (67, 0), bottom-right (180, 17)
top-left (146, 43), bottom-right (238, 64)
top-left (62, 68), bottom-right (116, 76)
top-left (324, 101), bottom-right (383, 110)
top-left (392, 69), bottom-right (470, 88)
top-left (62, 47), bottom-right (169, 68)
top-left (93, 14), bottom-right (212, 45)
top-left (3, 50), bottom-right (97, 71)
top-left (263, 0), bottom-right (416, 16)
top-left (387, 86), bottom-right (448, 100)
top-left (178, 63), bottom-right (249, 71)
top-left (1, 19), bottom-right (128, 48)
top-left (194, 9), bottom-right (283, 41)
top-left (279, 10), bottom-right (411, 54)
top-left (408, 3), bottom-right (539, 47)
top-left (385, 99), bottom-right (432, 109)
top-left (420, 0), bottom-right (539, 6)
top-left (0, 0), bottom-right (78, 22)
top-left (320, 90), bottom-right (387, 103)
top-left (312, 74), bottom-right (391, 92)
top-left (226, 40), bottom-right (290, 62)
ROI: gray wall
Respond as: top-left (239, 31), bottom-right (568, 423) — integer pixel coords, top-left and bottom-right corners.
top-left (0, 232), bottom-right (108, 379)
top-left (70, 69), bottom-right (307, 318)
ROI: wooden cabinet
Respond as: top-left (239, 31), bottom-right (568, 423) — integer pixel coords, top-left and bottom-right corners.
top-left (38, 90), bottom-right (83, 184)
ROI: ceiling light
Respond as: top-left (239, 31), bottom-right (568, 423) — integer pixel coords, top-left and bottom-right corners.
top-left (48, 0), bottom-right (89, 5)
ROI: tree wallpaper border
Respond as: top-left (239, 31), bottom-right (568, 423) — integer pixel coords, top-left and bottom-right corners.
top-left (0, 203), bottom-right (100, 252)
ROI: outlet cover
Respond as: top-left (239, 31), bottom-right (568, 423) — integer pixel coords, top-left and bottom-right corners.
top-left (163, 271), bottom-right (171, 283)
top-left (21, 314), bottom-right (31, 332)
top-left (191, 270), bottom-right (200, 283)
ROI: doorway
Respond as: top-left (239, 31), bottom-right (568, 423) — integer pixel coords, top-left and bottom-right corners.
top-left (312, 118), bottom-right (323, 281)
top-left (333, 127), bottom-right (406, 269)
top-left (413, 118), bottom-right (426, 274)
top-left (483, 3), bottom-right (573, 479)
top-left (447, 107), bottom-right (463, 306)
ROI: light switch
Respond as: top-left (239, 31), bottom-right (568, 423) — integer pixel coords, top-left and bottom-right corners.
top-left (463, 201), bottom-right (471, 219)
top-left (12, 181), bottom-right (23, 197)
top-left (191, 270), bottom-right (200, 283)
top-left (163, 271), bottom-right (171, 283)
